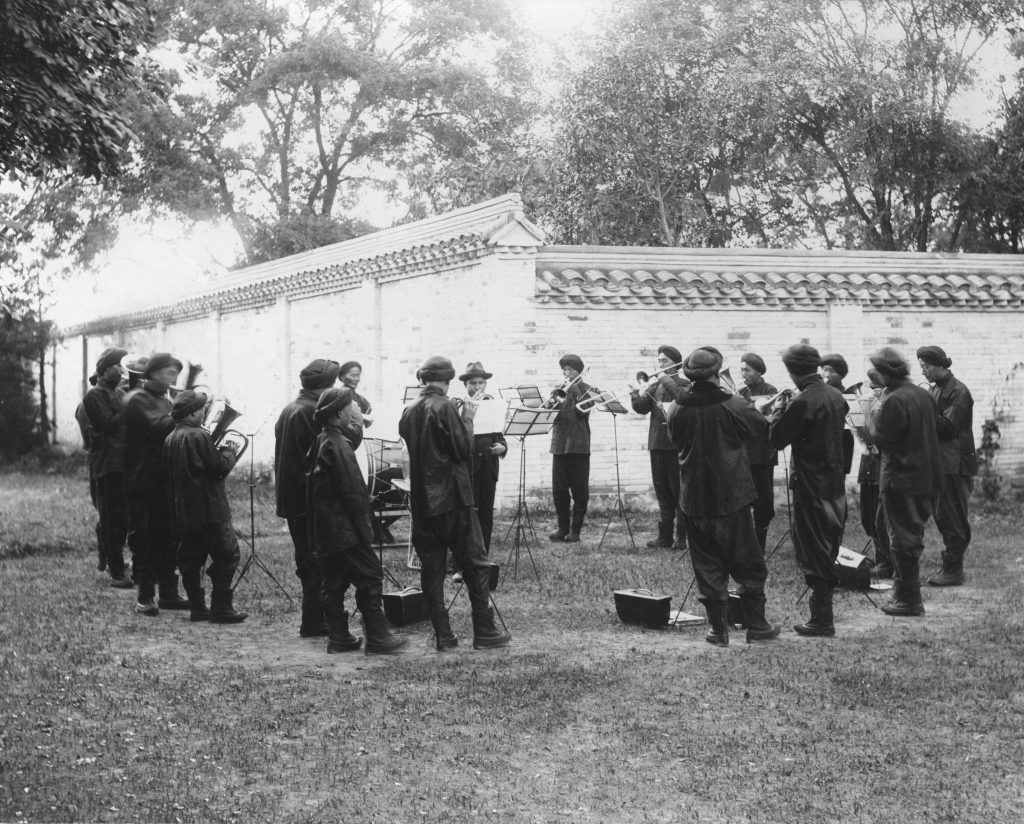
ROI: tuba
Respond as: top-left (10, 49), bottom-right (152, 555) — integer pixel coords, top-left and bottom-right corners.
top-left (202, 399), bottom-right (249, 461)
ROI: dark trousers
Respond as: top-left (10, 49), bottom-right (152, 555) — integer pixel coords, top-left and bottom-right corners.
top-left (287, 516), bottom-right (316, 580)
top-left (470, 453), bottom-right (499, 552)
top-left (862, 482), bottom-right (892, 568)
top-left (933, 474), bottom-right (972, 562)
top-left (881, 490), bottom-right (933, 589)
top-left (791, 491), bottom-right (845, 588)
top-left (320, 543), bottom-right (385, 610)
top-left (413, 507), bottom-right (492, 618)
top-left (179, 521), bottom-right (240, 593)
top-left (650, 450), bottom-right (683, 529)
top-left (88, 475), bottom-right (102, 566)
top-left (96, 473), bottom-right (129, 578)
top-left (127, 487), bottom-right (178, 601)
top-left (686, 508), bottom-right (768, 601)
top-left (552, 453), bottom-right (590, 530)
top-left (749, 464), bottom-right (776, 553)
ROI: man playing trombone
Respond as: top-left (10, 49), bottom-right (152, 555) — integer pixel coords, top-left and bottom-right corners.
top-left (544, 354), bottom-right (594, 543)
top-left (629, 345), bottom-right (689, 550)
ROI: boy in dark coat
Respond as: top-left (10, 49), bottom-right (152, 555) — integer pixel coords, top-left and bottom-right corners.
top-left (164, 390), bottom-right (247, 623)
top-left (458, 361), bottom-right (507, 553)
top-left (544, 354), bottom-right (594, 543)
top-left (307, 387), bottom-right (406, 655)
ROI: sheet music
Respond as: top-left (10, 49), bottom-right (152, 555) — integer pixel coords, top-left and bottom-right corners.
top-left (471, 398), bottom-right (507, 434)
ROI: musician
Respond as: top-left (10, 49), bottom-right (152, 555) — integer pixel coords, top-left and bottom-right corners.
top-left (459, 362), bottom-right (507, 552)
top-left (856, 370), bottom-right (893, 577)
top-left (399, 355), bottom-right (511, 651)
top-left (629, 345), bottom-right (690, 550)
top-left (308, 387), bottom-right (407, 654)
top-left (75, 376), bottom-right (104, 573)
top-left (769, 344), bottom-right (848, 637)
top-left (821, 352), bottom-right (856, 476)
top-left (665, 347), bottom-right (780, 646)
top-left (164, 390), bottom-right (247, 623)
top-left (867, 348), bottom-right (942, 616)
top-left (338, 361), bottom-right (372, 430)
top-left (274, 358), bottom-right (340, 637)
top-left (124, 353), bottom-right (189, 616)
top-left (917, 345), bottom-right (977, 587)
top-left (737, 352), bottom-right (778, 553)
top-left (82, 347), bottom-right (133, 588)
top-left (544, 354), bottom-right (594, 543)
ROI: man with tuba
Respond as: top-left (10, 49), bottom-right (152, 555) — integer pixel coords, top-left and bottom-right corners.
top-left (459, 362), bottom-right (506, 553)
top-left (164, 390), bottom-right (248, 623)
top-left (274, 358), bottom-right (341, 637)
top-left (544, 354), bottom-right (594, 543)
top-left (629, 345), bottom-right (689, 550)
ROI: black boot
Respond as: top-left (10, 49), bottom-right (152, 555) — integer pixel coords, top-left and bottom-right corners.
top-left (184, 583), bottom-right (210, 622)
top-left (646, 522), bottom-right (673, 549)
top-left (700, 598), bottom-right (729, 647)
top-left (135, 581), bottom-right (159, 616)
top-left (794, 586), bottom-right (835, 636)
top-left (549, 513), bottom-right (570, 542)
top-left (670, 518), bottom-right (688, 552)
top-left (157, 575), bottom-right (190, 610)
top-left (740, 592), bottom-right (780, 642)
top-left (326, 609), bottom-right (363, 653)
top-left (357, 584), bottom-right (407, 655)
top-left (465, 564), bottom-right (510, 649)
top-left (564, 513), bottom-right (584, 544)
top-left (299, 574), bottom-right (328, 637)
top-left (431, 608), bottom-right (458, 651)
top-left (927, 551), bottom-right (965, 587)
top-left (209, 589), bottom-right (248, 624)
top-left (883, 554), bottom-right (926, 616)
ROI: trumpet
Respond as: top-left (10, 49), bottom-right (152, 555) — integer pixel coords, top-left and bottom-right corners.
top-left (451, 388), bottom-right (490, 410)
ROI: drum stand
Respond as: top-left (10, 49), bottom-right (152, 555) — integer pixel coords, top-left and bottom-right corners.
top-left (597, 409), bottom-right (637, 552)
top-left (503, 437), bottom-right (542, 582)
top-left (234, 431), bottom-right (293, 602)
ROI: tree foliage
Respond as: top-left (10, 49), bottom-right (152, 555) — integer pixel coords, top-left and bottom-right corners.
top-left (0, 0), bottom-right (155, 179)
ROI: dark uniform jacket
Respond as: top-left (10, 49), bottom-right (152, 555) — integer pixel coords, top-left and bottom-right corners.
top-left (666, 382), bottom-right (757, 518)
top-left (274, 389), bottom-right (320, 519)
top-left (399, 385), bottom-right (476, 518)
top-left (164, 421), bottom-right (237, 533)
top-left (83, 380), bottom-right (127, 478)
top-left (739, 378), bottom-right (778, 467)
top-left (930, 373), bottom-right (977, 477)
top-left (75, 402), bottom-right (93, 451)
top-left (869, 379), bottom-right (943, 496)
top-left (125, 383), bottom-right (175, 491)
top-left (769, 374), bottom-right (848, 499)
top-left (631, 374), bottom-right (690, 452)
top-left (306, 424), bottom-right (374, 558)
top-left (549, 381), bottom-right (593, 455)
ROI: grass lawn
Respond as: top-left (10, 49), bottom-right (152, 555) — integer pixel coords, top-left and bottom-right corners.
top-left (2, 463), bottom-right (1023, 823)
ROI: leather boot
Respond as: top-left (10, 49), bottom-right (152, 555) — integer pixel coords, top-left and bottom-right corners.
top-left (794, 586), bottom-right (835, 636)
top-left (326, 609), bottom-right (363, 653)
top-left (881, 579), bottom-right (925, 616)
top-left (209, 589), bottom-right (248, 624)
top-left (646, 522), bottom-right (673, 549)
top-left (564, 513), bottom-right (584, 544)
top-left (549, 513), bottom-right (570, 542)
top-left (299, 574), bottom-right (328, 637)
top-left (135, 580), bottom-right (159, 616)
top-left (700, 598), bottom-right (729, 647)
top-left (927, 551), bottom-right (965, 587)
top-left (185, 586), bottom-right (210, 622)
top-left (357, 584), bottom-right (407, 655)
top-left (431, 608), bottom-right (458, 651)
top-left (157, 575), bottom-right (190, 610)
top-left (740, 592), bottom-right (780, 642)
top-left (465, 564), bottom-right (511, 649)
top-left (671, 518), bottom-right (688, 552)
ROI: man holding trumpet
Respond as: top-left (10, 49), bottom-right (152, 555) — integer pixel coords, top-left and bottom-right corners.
top-left (543, 354), bottom-right (594, 543)
top-left (629, 345), bottom-right (690, 550)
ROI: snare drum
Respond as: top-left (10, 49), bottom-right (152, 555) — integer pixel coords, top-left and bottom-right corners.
top-left (356, 438), bottom-right (409, 503)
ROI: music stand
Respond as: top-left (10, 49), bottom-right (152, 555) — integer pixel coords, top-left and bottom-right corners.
top-left (501, 398), bottom-right (559, 581)
top-left (587, 390), bottom-right (638, 553)
top-left (402, 386), bottom-right (421, 404)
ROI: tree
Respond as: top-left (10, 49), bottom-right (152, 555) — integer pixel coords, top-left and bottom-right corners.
top-left (0, 0), bottom-right (155, 179)
top-left (136, 0), bottom-right (529, 263)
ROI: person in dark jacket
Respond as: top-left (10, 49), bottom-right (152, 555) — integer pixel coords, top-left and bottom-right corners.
top-left (917, 346), bottom-right (977, 587)
top-left (124, 353), bottom-right (188, 616)
top-left (770, 344), bottom-right (849, 637)
top-left (307, 387), bottom-right (406, 655)
top-left (737, 352), bottom-right (779, 553)
top-left (82, 347), bottom-right (133, 587)
top-left (544, 354), bottom-right (594, 543)
top-left (274, 358), bottom-right (340, 637)
top-left (76, 375), bottom-right (105, 573)
top-left (399, 355), bottom-right (511, 651)
top-left (630, 345), bottom-right (690, 550)
top-left (164, 390), bottom-right (247, 623)
top-left (459, 362), bottom-right (506, 552)
top-left (856, 370), bottom-right (893, 577)
top-left (868, 348), bottom-right (943, 616)
top-left (821, 352), bottom-right (856, 477)
top-left (666, 347), bottom-right (779, 647)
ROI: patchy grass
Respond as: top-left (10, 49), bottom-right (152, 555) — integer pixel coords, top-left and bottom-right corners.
top-left (2, 466), bottom-right (1023, 823)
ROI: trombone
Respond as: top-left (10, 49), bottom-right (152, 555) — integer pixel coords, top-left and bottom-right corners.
top-left (542, 369), bottom-right (588, 408)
